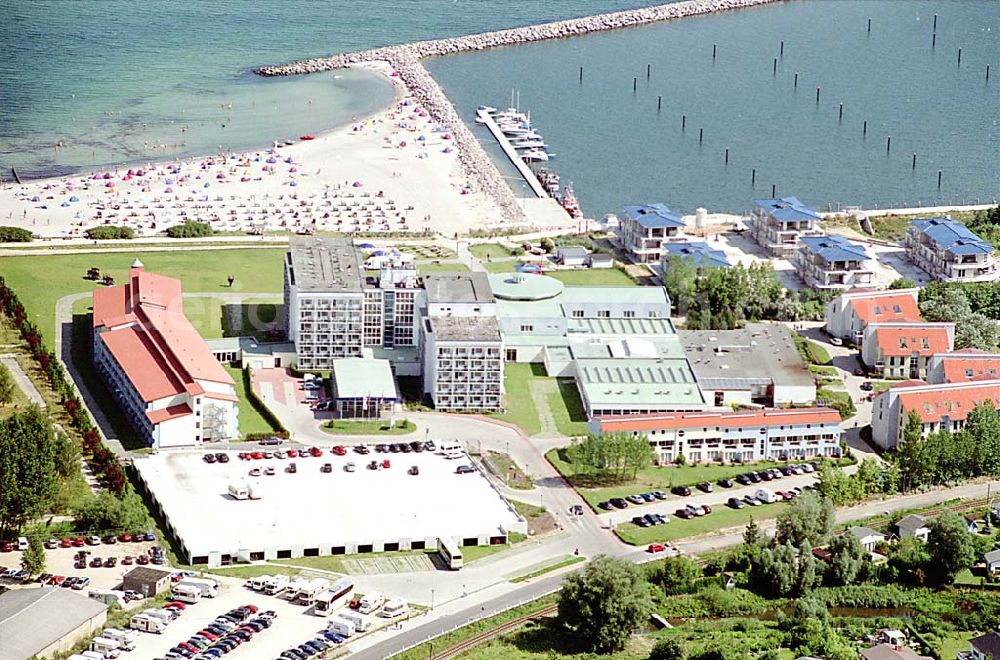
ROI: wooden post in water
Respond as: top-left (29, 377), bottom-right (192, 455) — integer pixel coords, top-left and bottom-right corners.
top-left (886, 136), bottom-right (891, 153)
top-left (912, 153), bottom-right (917, 169)
top-left (699, 127), bottom-right (704, 144)
top-left (938, 170), bottom-right (942, 189)
top-left (725, 148), bottom-right (729, 165)
top-left (682, 115), bottom-right (686, 131)
top-left (958, 49), bottom-right (962, 66)
top-left (863, 120), bottom-right (868, 136)
top-left (867, 17), bottom-right (871, 34)
top-left (647, 63), bottom-right (651, 79)
top-left (752, 168), bottom-right (756, 186)
top-left (932, 33), bottom-right (936, 48)
top-left (780, 40), bottom-right (784, 57)
top-left (794, 72), bottom-right (798, 88)
top-left (579, 66), bottom-right (583, 82)
top-left (772, 184), bottom-right (777, 197)
top-left (987, 65), bottom-right (991, 82)
top-left (657, 95), bottom-right (662, 112)
top-left (933, 14), bottom-right (938, 33)
top-left (816, 86), bottom-right (821, 103)
top-left (839, 103), bottom-right (843, 121)
top-left (773, 58), bottom-right (777, 75)
top-left (633, 77), bottom-right (637, 93)
top-left (713, 44), bottom-right (717, 60)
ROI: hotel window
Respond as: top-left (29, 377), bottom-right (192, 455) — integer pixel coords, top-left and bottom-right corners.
top-left (623, 310), bottom-right (636, 319)
top-left (520, 324), bottom-right (534, 332)
top-left (648, 311), bottom-right (659, 318)
top-left (572, 310), bottom-right (584, 318)
top-left (597, 310), bottom-right (610, 318)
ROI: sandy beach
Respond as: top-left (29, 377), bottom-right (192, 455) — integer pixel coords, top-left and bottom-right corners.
top-left (0, 62), bottom-right (569, 241)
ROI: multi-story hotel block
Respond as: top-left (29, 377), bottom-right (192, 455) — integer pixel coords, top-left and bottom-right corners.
top-left (747, 197), bottom-right (823, 258)
top-left (92, 261), bottom-right (238, 448)
top-left (421, 316), bottom-right (503, 412)
top-left (824, 288), bottom-right (921, 344)
top-left (590, 407), bottom-right (842, 464)
top-left (871, 379), bottom-right (1000, 448)
top-left (904, 217), bottom-right (998, 282)
top-left (619, 203), bottom-right (686, 263)
top-left (796, 235), bottom-right (875, 290)
top-left (860, 322), bottom-right (955, 380)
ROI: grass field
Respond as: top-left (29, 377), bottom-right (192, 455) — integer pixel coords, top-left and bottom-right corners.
top-left (225, 365), bottom-right (278, 436)
top-left (484, 451), bottom-right (534, 489)
top-left (415, 261), bottom-right (469, 274)
top-left (546, 448), bottom-right (786, 509)
top-left (547, 268), bottom-right (636, 287)
top-left (470, 243), bottom-right (515, 259)
top-left (2, 248), bottom-right (286, 346)
top-left (200, 564), bottom-right (302, 579)
top-left (270, 539), bottom-right (516, 573)
top-left (615, 501), bottom-right (788, 544)
top-left (484, 260), bottom-right (522, 273)
top-left (491, 363), bottom-right (588, 437)
top-left (793, 332), bottom-right (832, 365)
top-left (321, 419), bottom-right (416, 436)
top-left (510, 555), bottom-right (585, 583)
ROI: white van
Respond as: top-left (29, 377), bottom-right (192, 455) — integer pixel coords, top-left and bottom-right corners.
top-left (438, 441), bottom-right (462, 458)
top-left (339, 610), bottom-right (371, 632)
top-left (358, 591), bottom-right (385, 614)
top-left (248, 575), bottom-right (271, 591)
top-left (262, 574), bottom-right (289, 595)
top-left (129, 614), bottom-right (164, 634)
top-left (326, 616), bottom-right (355, 638)
top-left (178, 577), bottom-right (219, 598)
top-left (281, 578), bottom-right (308, 599)
top-left (381, 598), bottom-right (408, 618)
top-left (141, 609), bottom-right (174, 626)
top-left (102, 628), bottom-right (137, 651)
top-left (755, 487), bottom-right (777, 504)
top-left (80, 652), bottom-right (106, 660)
top-left (172, 583), bottom-right (202, 604)
top-left (228, 482), bottom-right (250, 500)
top-left (88, 637), bottom-right (121, 659)
top-left (17, 536), bottom-right (29, 551)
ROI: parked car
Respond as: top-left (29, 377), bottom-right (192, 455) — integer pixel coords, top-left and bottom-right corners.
top-left (44, 538), bottom-right (59, 549)
top-left (354, 445), bottom-right (370, 454)
top-left (104, 557), bottom-right (117, 568)
top-left (652, 490), bottom-right (668, 500)
top-left (216, 453), bottom-right (230, 463)
top-left (598, 501), bottom-right (614, 511)
top-left (860, 381), bottom-right (873, 391)
top-left (610, 498), bottom-right (628, 509)
top-left (203, 453), bottom-right (217, 464)
top-left (671, 485), bottom-right (691, 497)
top-left (686, 503), bottom-right (707, 517)
top-left (674, 508), bottom-right (694, 520)
top-left (455, 464), bottom-right (475, 474)
top-left (830, 337), bottom-right (843, 346)
top-left (632, 515), bottom-right (651, 528)
top-left (647, 543), bottom-right (667, 553)
top-left (736, 474), bottom-right (752, 486)
top-left (728, 497), bottom-right (745, 509)
top-left (744, 495), bottom-right (761, 506)
top-left (408, 465), bottom-right (419, 476)
top-left (89, 557), bottom-right (103, 568)
top-left (345, 462), bottom-right (356, 472)
top-left (321, 463), bottom-right (332, 473)
top-left (626, 494), bottom-right (645, 505)
top-left (696, 481), bottom-right (713, 493)
top-left (259, 436), bottom-right (283, 446)
top-left (718, 478), bottom-right (734, 488)
top-left (72, 576), bottom-right (89, 590)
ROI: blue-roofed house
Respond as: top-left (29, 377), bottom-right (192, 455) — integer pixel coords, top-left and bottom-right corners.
top-left (660, 242), bottom-right (731, 278)
top-left (796, 235), bottom-right (875, 290)
top-left (619, 203), bottom-right (686, 263)
top-left (904, 217), bottom-right (997, 282)
top-left (748, 197), bottom-right (823, 258)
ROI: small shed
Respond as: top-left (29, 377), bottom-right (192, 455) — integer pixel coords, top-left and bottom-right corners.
top-left (894, 514), bottom-right (930, 541)
top-left (848, 526), bottom-right (886, 552)
top-left (588, 253), bottom-right (614, 269)
top-left (984, 549), bottom-right (1000, 575)
top-left (121, 566), bottom-right (172, 598)
top-left (556, 246), bottom-right (588, 267)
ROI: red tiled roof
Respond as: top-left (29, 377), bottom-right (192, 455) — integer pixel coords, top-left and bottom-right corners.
top-left (94, 267), bottom-right (234, 403)
top-left (897, 381), bottom-right (1000, 424)
top-left (874, 326), bottom-right (951, 357)
top-left (147, 403), bottom-right (193, 425)
top-left (941, 357), bottom-right (1000, 383)
top-left (204, 391), bottom-right (239, 403)
top-left (851, 293), bottom-right (921, 325)
top-left (595, 407), bottom-right (841, 432)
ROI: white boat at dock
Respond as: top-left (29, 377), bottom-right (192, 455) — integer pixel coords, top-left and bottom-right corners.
top-left (521, 149), bottom-right (552, 162)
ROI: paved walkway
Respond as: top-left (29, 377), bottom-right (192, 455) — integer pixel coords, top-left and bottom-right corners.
top-left (0, 354), bottom-right (46, 407)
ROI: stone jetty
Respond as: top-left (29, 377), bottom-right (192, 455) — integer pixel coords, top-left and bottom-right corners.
top-left (256, 0), bottom-right (782, 224)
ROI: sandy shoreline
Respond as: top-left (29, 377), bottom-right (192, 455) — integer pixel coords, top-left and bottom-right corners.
top-left (0, 62), bottom-right (570, 241)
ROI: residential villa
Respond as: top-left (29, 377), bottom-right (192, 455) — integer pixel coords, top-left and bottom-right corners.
top-left (660, 241), bottom-right (731, 271)
top-left (894, 514), bottom-right (930, 541)
top-left (747, 197), bottom-right (823, 258)
top-left (92, 261), bottom-right (238, 448)
top-left (848, 526), bottom-right (887, 553)
top-left (796, 235), bottom-right (875, 290)
top-left (618, 203), bottom-right (686, 263)
top-left (824, 288), bottom-right (922, 345)
top-left (903, 217), bottom-right (998, 282)
top-left (926, 349), bottom-right (1000, 384)
top-left (589, 407), bottom-right (842, 465)
top-left (969, 632), bottom-right (1000, 660)
top-left (871, 379), bottom-right (1000, 448)
top-left (860, 322), bottom-right (955, 380)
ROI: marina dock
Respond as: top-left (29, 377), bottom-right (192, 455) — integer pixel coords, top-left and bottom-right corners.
top-left (475, 108), bottom-right (548, 199)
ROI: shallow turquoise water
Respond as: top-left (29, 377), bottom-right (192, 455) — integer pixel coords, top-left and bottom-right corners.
top-left (0, 0), bottom-right (667, 178)
top-left (427, 0), bottom-right (1000, 215)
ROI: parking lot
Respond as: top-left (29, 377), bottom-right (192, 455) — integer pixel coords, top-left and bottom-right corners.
top-left (133, 445), bottom-right (526, 566)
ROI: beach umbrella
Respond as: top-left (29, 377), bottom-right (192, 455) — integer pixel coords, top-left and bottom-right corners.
top-left (204, 182), bottom-right (210, 188)
top-left (417, 135), bottom-right (426, 142)
top-left (69, 195), bottom-right (79, 202)
top-left (266, 157), bottom-right (277, 164)
top-left (165, 178), bottom-right (174, 185)
top-left (352, 181), bottom-right (362, 187)
top-left (442, 147), bottom-right (453, 153)
top-left (164, 187), bottom-right (173, 193)
top-left (102, 172), bottom-right (112, 179)
top-left (284, 157), bottom-right (293, 164)
top-left (358, 242), bottom-right (374, 249)
top-left (241, 177), bottom-right (250, 182)
top-left (105, 181), bottom-right (114, 187)
top-left (61, 201), bottom-right (70, 207)
top-left (289, 167), bottom-right (298, 173)
top-left (31, 196), bottom-right (40, 202)
top-left (289, 181), bottom-right (298, 187)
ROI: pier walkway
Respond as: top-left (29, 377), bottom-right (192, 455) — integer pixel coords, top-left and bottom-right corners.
top-left (476, 109), bottom-right (548, 199)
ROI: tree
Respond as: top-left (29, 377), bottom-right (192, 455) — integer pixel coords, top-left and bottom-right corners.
top-left (774, 492), bottom-right (835, 549)
top-left (84, 226), bottom-right (135, 240)
top-left (75, 491), bottom-right (150, 533)
top-left (166, 220), bottom-right (214, 238)
top-left (896, 411), bottom-right (926, 492)
top-left (558, 555), bottom-right (652, 653)
top-left (661, 555), bottom-right (702, 595)
top-left (743, 517), bottom-right (764, 547)
top-left (825, 531), bottom-right (866, 586)
top-left (649, 638), bottom-right (688, 660)
top-left (0, 407), bottom-right (59, 537)
top-left (965, 402), bottom-right (1000, 476)
top-left (662, 256), bottom-right (699, 316)
top-left (889, 277), bottom-right (916, 290)
top-left (890, 535), bottom-right (930, 585)
top-left (567, 433), bottom-right (653, 483)
top-left (926, 512), bottom-right (977, 583)
top-left (783, 596), bottom-right (855, 660)
top-left (0, 226), bottom-right (34, 242)
top-left (21, 535), bottom-right (45, 575)
top-left (0, 361), bottom-right (15, 404)
top-left (751, 542), bottom-right (797, 597)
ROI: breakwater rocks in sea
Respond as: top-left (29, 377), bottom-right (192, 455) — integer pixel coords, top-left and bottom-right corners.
top-left (256, 0), bottom-right (781, 224)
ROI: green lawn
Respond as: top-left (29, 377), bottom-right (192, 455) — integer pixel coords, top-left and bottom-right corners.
top-left (793, 332), bottom-right (832, 365)
top-left (615, 501), bottom-right (789, 545)
top-left (546, 448), bottom-right (786, 509)
top-left (415, 261), bottom-right (469, 274)
top-left (225, 365), bottom-right (279, 436)
top-left (484, 451), bottom-right (534, 489)
top-left (484, 260), bottom-right (522, 273)
top-left (2, 248), bottom-right (286, 347)
top-left (937, 634), bottom-right (974, 660)
top-left (470, 243), bottom-right (515, 259)
top-left (548, 268), bottom-right (636, 287)
top-left (511, 555), bottom-right (586, 583)
top-left (181, 296), bottom-right (282, 340)
top-left (321, 418), bottom-right (416, 436)
top-left (491, 363), bottom-right (588, 437)
top-left (200, 564), bottom-right (302, 579)
top-left (270, 539), bottom-right (517, 573)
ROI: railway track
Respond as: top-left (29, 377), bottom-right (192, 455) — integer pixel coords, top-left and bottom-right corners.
top-left (429, 604), bottom-right (559, 659)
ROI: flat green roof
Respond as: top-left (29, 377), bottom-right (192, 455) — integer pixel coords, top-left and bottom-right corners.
top-left (575, 358), bottom-right (705, 407)
top-left (568, 335), bottom-right (687, 360)
top-left (332, 358), bottom-right (398, 399)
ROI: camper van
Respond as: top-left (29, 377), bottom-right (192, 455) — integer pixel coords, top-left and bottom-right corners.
top-left (281, 577), bottom-right (309, 599)
top-left (248, 575), bottom-right (271, 591)
top-left (129, 614), bottom-right (164, 634)
top-left (358, 591), bottom-right (385, 614)
top-left (339, 610), bottom-right (371, 632)
top-left (438, 441), bottom-right (463, 459)
top-left (228, 482), bottom-right (250, 500)
top-left (141, 609), bottom-right (175, 626)
top-left (262, 574), bottom-right (290, 595)
top-left (88, 589), bottom-right (127, 608)
top-left (80, 652), bottom-right (107, 660)
top-left (326, 616), bottom-right (356, 638)
top-left (102, 628), bottom-right (137, 651)
top-left (88, 637), bottom-right (122, 658)
top-left (172, 583), bottom-right (203, 604)
top-left (381, 598), bottom-right (408, 618)
top-left (296, 578), bottom-right (331, 606)
top-left (754, 488), bottom-right (777, 504)
top-left (178, 577), bottom-right (219, 598)
top-left (312, 578), bottom-right (354, 617)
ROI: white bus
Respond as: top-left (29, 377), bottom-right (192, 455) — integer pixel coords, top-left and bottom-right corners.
top-left (438, 537), bottom-right (463, 570)
top-left (313, 578), bottom-right (354, 617)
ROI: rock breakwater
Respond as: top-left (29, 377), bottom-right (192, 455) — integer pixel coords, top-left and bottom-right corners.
top-left (256, 0), bottom-right (782, 225)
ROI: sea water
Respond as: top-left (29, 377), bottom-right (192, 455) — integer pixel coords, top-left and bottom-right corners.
top-left (427, 0), bottom-right (1000, 216)
top-left (0, 0), bottom-right (669, 179)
